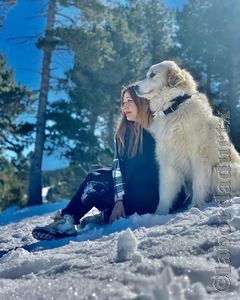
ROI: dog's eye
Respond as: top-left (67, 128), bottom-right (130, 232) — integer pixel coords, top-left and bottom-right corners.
top-left (149, 72), bottom-right (156, 78)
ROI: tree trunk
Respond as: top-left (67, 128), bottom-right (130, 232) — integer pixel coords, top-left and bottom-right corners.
top-left (27, 0), bottom-right (56, 206)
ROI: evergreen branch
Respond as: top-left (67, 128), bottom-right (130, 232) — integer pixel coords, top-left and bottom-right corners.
top-left (7, 32), bottom-right (44, 45)
top-left (55, 12), bottom-right (77, 25)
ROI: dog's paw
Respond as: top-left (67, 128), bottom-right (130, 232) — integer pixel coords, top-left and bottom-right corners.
top-left (189, 197), bottom-right (206, 209)
top-left (190, 195), bottom-right (200, 207)
top-left (155, 205), bottom-right (169, 215)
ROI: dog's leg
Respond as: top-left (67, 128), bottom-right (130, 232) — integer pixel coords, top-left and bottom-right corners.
top-left (191, 162), bottom-right (211, 207)
top-left (155, 166), bottom-right (182, 215)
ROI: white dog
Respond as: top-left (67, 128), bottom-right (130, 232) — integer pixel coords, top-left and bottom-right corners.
top-left (134, 60), bottom-right (240, 215)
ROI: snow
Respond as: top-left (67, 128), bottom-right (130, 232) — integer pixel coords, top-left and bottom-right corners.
top-left (116, 228), bottom-right (141, 262)
top-left (0, 198), bottom-right (240, 299)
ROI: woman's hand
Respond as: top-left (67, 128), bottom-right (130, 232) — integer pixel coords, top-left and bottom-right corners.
top-left (109, 200), bottom-right (126, 223)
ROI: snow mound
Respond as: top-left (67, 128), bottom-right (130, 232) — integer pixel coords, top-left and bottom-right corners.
top-left (116, 228), bottom-right (142, 262)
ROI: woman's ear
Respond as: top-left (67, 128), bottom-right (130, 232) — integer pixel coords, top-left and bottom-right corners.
top-left (167, 64), bottom-right (184, 87)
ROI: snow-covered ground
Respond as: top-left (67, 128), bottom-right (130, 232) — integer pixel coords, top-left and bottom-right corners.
top-left (0, 198), bottom-right (240, 299)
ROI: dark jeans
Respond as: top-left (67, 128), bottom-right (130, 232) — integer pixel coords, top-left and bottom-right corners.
top-left (61, 168), bottom-right (189, 225)
top-left (61, 168), bottom-right (115, 224)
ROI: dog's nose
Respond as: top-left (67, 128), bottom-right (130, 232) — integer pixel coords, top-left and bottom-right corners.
top-left (133, 85), bottom-right (139, 94)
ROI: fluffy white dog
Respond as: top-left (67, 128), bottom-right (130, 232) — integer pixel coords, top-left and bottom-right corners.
top-left (134, 60), bottom-right (240, 215)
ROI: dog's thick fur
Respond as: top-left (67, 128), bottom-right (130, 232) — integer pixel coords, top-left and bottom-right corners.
top-left (136, 60), bottom-right (240, 215)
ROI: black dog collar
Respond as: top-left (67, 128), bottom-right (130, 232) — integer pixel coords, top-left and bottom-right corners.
top-left (153, 94), bottom-right (192, 119)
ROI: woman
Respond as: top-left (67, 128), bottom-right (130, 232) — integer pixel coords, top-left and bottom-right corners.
top-left (32, 85), bottom-right (169, 240)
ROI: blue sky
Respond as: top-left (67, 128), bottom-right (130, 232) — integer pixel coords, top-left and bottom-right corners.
top-left (0, 0), bottom-right (46, 89)
top-left (0, 0), bottom-right (188, 90)
top-left (0, 0), bottom-right (188, 170)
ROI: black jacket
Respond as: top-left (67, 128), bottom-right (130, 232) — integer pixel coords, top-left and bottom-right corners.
top-left (118, 127), bottom-right (159, 215)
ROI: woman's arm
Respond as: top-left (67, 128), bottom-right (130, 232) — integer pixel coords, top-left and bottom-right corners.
top-left (112, 138), bottom-right (125, 202)
top-left (112, 157), bottom-right (125, 202)
top-left (110, 137), bottom-right (126, 222)
top-left (109, 200), bottom-right (125, 223)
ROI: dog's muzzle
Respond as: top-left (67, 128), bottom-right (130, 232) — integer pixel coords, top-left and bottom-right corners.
top-left (133, 85), bottom-right (151, 99)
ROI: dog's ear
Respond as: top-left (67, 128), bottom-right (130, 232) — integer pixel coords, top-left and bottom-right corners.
top-left (167, 64), bottom-right (184, 87)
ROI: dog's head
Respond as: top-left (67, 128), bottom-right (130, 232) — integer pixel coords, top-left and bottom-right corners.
top-left (134, 61), bottom-right (197, 102)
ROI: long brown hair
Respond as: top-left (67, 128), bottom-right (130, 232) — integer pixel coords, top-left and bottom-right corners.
top-left (116, 84), bottom-right (153, 158)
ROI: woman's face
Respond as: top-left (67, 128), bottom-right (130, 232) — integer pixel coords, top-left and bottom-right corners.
top-left (121, 91), bottom-right (138, 122)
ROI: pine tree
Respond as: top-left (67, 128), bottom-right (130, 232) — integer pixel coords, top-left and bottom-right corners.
top-left (176, 0), bottom-right (240, 148)
top-left (0, 55), bottom-right (34, 154)
top-left (46, 0), bottom-right (145, 172)
top-left (226, 0), bottom-right (240, 150)
top-left (28, 0), bottom-right (57, 206)
top-left (0, 53), bottom-right (34, 210)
